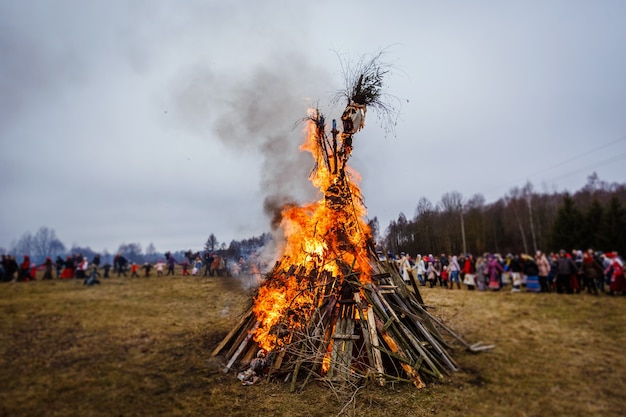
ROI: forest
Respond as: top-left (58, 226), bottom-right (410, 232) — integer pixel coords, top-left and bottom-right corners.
top-left (375, 173), bottom-right (626, 257)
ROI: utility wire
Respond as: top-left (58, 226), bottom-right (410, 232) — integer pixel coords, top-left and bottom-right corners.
top-left (547, 150), bottom-right (626, 184)
top-left (491, 135), bottom-right (626, 194)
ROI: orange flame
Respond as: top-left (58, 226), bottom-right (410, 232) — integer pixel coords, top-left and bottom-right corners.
top-left (252, 109), bottom-right (372, 352)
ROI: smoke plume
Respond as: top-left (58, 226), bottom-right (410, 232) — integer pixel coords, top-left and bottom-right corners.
top-left (173, 50), bottom-right (335, 234)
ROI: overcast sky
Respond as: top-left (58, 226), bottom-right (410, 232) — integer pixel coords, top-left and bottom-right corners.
top-left (1, 0), bottom-right (625, 254)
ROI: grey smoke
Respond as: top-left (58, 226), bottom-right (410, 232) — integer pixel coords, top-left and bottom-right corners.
top-left (173, 51), bottom-right (335, 230)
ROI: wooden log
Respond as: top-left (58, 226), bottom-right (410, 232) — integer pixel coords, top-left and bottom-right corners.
top-left (392, 304), bottom-right (458, 371)
top-left (374, 315), bottom-right (426, 389)
top-left (387, 293), bottom-right (457, 371)
top-left (408, 298), bottom-right (478, 350)
top-left (377, 292), bottom-right (443, 379)
top-left (211, 310), bottom-right (253, 356)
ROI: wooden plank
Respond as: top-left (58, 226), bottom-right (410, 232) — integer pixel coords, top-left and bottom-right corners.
top-left (367, 306), bottom-right (386, 385)
top-left (225, 321), bottom-right (259, 370)
top-left (352, 293), bottom-right (375, 378)
top-left (328, 317), bottom-right (344, 378)
top-left (332, 334), bottom-right (360, 340)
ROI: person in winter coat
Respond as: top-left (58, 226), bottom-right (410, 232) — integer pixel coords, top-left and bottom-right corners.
top-left (487, 255), bottom-right (504, 290)
top-left (448, 255), bottom-right (461, 289)
top-left (130, 263), bottom-right (139, 277)
top-left (61, 256), bottom-right (75, 279)
top-left (433, 256), bottom-right (443, 287)
top-left (440, 265), bottom-right (449, 287)
top-left (462, 254), bottom-right (476, 290)
top-left (397, 252), bottom-right (411, 282)
top-left (18, 255), bottom-right (31, 282)
top-left (4, 256), bottom-right (18, 281)
top-left (555, 250), bottom-right (577, 294)
top-left (535, 251), bottom-right (551, 293)
top-left (154, 260), bottom-right (164, 276)
top-left (475, 256), bottom-right (488, 291)
top-left (191, 256), bottom-right (202, 276)
top-left (580, 249), bottom-right (603, 295)
top-left (55, 256), bottom-right (64, 278)
top-left (425, 259), bottom-right (438, 288)
top-left (42, 257), bottom-right (54, 280)
top-left (76, 257), bottom-right (89, 280)
top-left (605, 252), bottom-right (625, 295)
top-left (414, 254), bottom-right (426, 286)
top-left (142, 262), bottom-right (152, 277)
top-left (522, 254), bottom-right (540, 292)
top-left (166, 255), bottom-right (176, 276)
top-left (114, 254), bottom-right (128, 277)
top-left (203, 252), bottom-right (214, 276)
top-left (508, 254), bottom-right (524, 291)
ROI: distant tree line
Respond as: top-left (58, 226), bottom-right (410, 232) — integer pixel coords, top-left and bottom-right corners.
top-left (3, 227), bottom-right (273, 267)
top-left (206, 232), bottom-right (273, 260)
top-left (378, 174), bottom-right (626, 257)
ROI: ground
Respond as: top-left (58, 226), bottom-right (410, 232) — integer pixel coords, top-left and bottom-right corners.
top-left (0, 271), bottom-right (624, 417)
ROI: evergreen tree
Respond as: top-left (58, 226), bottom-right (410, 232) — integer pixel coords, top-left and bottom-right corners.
top-left (205, 234), bottom-right (218, 253)
top-left (600, 197), bottom-right (626, 253)
top-left (582, 199), bottom-right (604, 250)
top-left (549, 194), bottom-right (583, 251)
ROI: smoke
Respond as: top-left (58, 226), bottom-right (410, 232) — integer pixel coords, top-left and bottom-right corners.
top-left (173, 50), bottom-right (335, 233)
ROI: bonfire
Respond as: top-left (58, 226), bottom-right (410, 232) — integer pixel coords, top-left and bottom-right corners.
top-left (212, 53), bottom-right (491, 394)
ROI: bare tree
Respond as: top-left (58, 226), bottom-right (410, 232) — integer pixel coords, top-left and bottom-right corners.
top-left (440, 191), bottom-right (463, 213)
top-left (11, 232), bottom-right (33, 257)
top-left (31, 227), bottom-right (65, 260)
top-left (118, 243), bottom-right (143, 262)
top-left (414, 197), bottom-right (435, 251)
top-left (415, 197), bottom-right (434, 216)
top-left (145, 243), bottom-right (157, 261)
top-left (465, 193), bottom-right (486, 253)
top-left (522, 182), bottom-right (538, 253)
top-left (504, 187), bottom-right (529, 254)
top-left (439, 191), bottom-right (465, 254)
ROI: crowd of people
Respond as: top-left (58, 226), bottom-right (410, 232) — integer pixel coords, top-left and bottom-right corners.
top-left (393, 249), bottom-right (625, 295)
top-left (4, 247), bottom-right (624, 296)
top-left (0, 251), bottom-right (236, 283)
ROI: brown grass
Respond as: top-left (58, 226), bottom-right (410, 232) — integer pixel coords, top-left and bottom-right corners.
top-left (1, 272), bottom-right (625, 417)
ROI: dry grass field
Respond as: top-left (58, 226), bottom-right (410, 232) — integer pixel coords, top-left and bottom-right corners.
top-left (1, 271), bottom-right (624, 417)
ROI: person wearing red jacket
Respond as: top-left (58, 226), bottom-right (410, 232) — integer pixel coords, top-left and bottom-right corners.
top-left (462, 254), bottom-right (476, 290)
top-left (605, 252), bottom-right (625, 295)
top-left (18, 255), bottom-right (31, 282)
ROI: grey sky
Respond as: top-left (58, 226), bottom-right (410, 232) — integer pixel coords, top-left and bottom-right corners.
top-left (1, 1), bottom-right (625, 254)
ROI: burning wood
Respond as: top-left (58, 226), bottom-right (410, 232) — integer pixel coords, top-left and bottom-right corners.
top-left (212, 53), bottom-right (488, 392)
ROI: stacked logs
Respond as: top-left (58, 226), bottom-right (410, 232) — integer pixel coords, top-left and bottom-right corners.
top-left (211, 248), bottom-right (491, 391)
